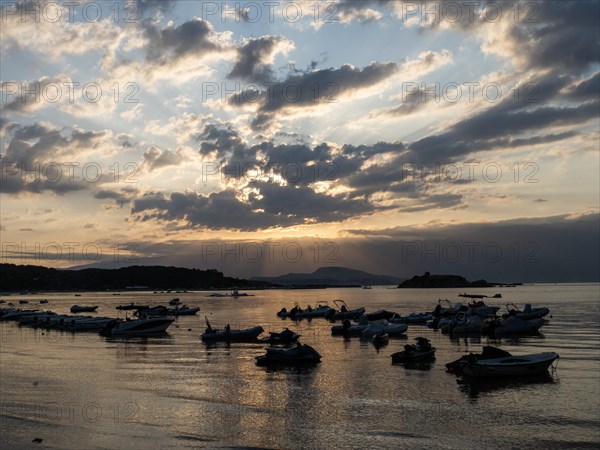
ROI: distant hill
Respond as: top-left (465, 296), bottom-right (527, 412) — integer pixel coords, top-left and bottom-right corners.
top-left (397, 272), bottom-right (515, 288)
top-left (0, 264), bottom-right (272, 292)
top-left (252, 266), bottom-right (404, 286)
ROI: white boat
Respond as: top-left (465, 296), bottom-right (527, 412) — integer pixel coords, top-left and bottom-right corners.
top-left (331, 315), bottom-right (384, 336)
top-left (461, 352), bottom-right (559, 377)
top-left (489, 316), bottom-right (545, 337)
top-left (361, 321), bottom-right (408, 339)
top-left (99, 317), bottom-right (174, 337)
top-left (502, 303), bottom-right (550, 320)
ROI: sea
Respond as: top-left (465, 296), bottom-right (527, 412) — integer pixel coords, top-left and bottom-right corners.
top-left (1, 284), bottom-right (599, 449)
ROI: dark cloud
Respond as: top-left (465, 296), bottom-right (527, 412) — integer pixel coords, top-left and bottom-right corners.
top-left (227, 36), bottom-right (290, 82)
top-left (0, 123), bottom-right (110, 195)
top-left (94, 187), bottom-right (139, 207)
top-left (131, 181), bottom-right (381, 231)
top-left (142, 146), bottom-right (187, 172)
top-left (229, 62), bottom-right (399, 130)
top-left (142, 18), bottom-right (221, 63)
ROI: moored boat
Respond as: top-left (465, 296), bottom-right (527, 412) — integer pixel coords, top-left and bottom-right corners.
top-left (201, 319), bottom-right (264, 342)
top-left (259, 328), bottom-right (300, 345)
top-left (391, 337), bottom-right (436, 363)
top-left (461, 352), bottom-right (559, 378)
top-left (70, 305), bottom-right (99, 313)
top-left (256, 342), bottom-right (321, 366)
top-left (99, 317), bottom-right (174, 337)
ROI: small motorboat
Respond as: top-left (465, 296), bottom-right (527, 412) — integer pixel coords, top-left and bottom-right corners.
top-left (391, 337), bottom-right (436, 363)
top-left (169, 298), bottom-right (181, 306)
top-left (39, 299), bottom-right (48, 304)
top-left (432, 300), bottom-right (465, 317)
top-left (461, 351), bottom-right (559, 378)
top-left (172, 305), bottom-right (200, 316)
top-left (365, 310), bottom-right (400, 321)
top-left (361, 321), bottom-right (408, 339)
top-left (328, 300), bottom-right (366, 321)
top-left (446, 346), bottom-right (513, 374)
top-left (502, 303), bottom-right (550, 320)
top-left (99, 317), bottom-right (174, 337)
top-left (390, 312), bottom-right (432, 324)
top-left (201, 319), bottom-right (264, 342)
top-left (116, 303), bottom-right (149, 311)
top-left (259, 328), bottom-right (300, 345)
top-left (448, 315), bottom-right (483, 335)
top-left (19, 300), bottom-right (29, 304)
top-left (256, 342), bottom-right (321, 366)
top-left (293, 303), bottom-right (335, 319)
top-left (372, 332), bottom-right (389, 347)
top-left (331, 315), bottom-right (373, 336)
top-left (70, 305), bottom-right (99, 313)
top-left (485, 316), bottom-right (545, 337)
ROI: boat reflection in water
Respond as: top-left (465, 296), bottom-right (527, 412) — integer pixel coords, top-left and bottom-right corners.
top-left (458, 372), bottom-right (558, 398)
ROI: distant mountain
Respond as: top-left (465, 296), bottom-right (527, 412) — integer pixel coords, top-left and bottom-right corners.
top-left (0, 264), bottom-right (272, 292)
top-left (251, 266), bottom-right (404, 286)
top-left (397, 272), bottom-right (517, 288)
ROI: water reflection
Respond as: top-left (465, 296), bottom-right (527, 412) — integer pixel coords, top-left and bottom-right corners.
top-left (457, 372), bottom-right (558, 398)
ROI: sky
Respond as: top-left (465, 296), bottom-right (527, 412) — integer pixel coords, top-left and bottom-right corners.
top-left (0, 0), bottom-right (599, 282)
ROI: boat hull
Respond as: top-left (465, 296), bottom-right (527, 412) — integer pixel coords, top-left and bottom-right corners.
top-left (462, 352), bottom-right (559, 378)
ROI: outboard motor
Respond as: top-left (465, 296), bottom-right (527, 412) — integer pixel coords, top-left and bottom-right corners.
top-left (99, 320), bottom-right (119, 337)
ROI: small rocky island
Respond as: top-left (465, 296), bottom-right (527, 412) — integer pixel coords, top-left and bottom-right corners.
top-left (397, 272), bottom-right (518, 288)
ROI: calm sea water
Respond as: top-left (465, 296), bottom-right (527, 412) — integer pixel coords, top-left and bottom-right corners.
top-left (1, 284), bottom-right (599, 449)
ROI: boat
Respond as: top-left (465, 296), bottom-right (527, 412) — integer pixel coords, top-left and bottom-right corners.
top-left (293, 303), bottom-right (335, 319)
top-left (365, 310), bottom-right (400, 321)
top-left (207, 290), bottom-right (255, 298)
top-left (201, 319), bottom-right (264, 342)
top-left (172, 305), bottom-right (200, 316)
top-left (502, 303), bottom-right (550, 320)
top-left (259, 328), bottom-right (300, 345)
top-left (329, 300), bottom-right (366, 321)
top-left (362, 285), bottom-right (372, 290)
top-left (116, 303), bottom-right (149, 311)
top-left (70, 305), bottom-right (99, 313)
top-left (372, 332), bottom-right (389, 347)
top-left (461, 352), bottom-right (559, 378)
top-left (99, 317), bottom-right (174, 337)
top-left (60, 316), bottom-right (116, 332)
top-left (331, 315), bottom-right (373, 336)
top-left (169, 298), bottom-right (181, 305)
top-left (447, 314), bottom-right (483, 335)
top-left (361, 321), bottom-right (408, 339)
top-left (458, 293), bottom-right (488, 299)
top-left (391, 337), bottom-right (436, 363)
top-left (432, 300), bottom-right (464, 317)
top-left (485, 316), bottom-right (545, 337)
top-left (39, 299), bottom-right (48, 304)
top-left (256, 342), bottom-right (321, 366)
top-left (446, 346), bottom-right (513, 374)
top-left (19, 300), bottom-right (29, 304)
top-left (390, 312), bottom-right (432, 324)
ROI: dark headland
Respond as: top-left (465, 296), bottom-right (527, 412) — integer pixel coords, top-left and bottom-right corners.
top-left (397, 272), bottom-right (521, 288)
top-left (0, 264), bottom-right (272, 292)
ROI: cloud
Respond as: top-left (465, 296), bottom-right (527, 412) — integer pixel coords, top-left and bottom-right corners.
top-left (227, 36), bottom-right (294, 82)
top-left (0, 123), bottom-right (113, 195)
top-left (141, 146), bottom-right (190, 172)
top-left (229, 61), bottom-right (399, 130)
